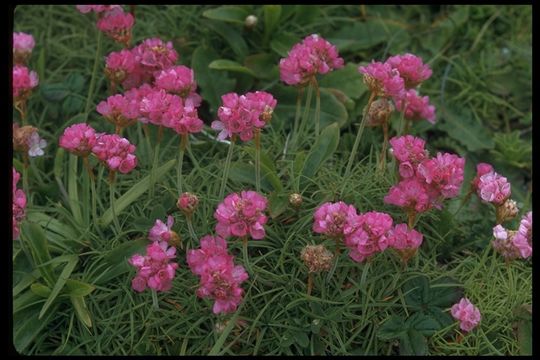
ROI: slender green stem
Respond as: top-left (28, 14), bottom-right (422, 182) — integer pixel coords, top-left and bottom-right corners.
top-left (378, 120), bottom-right (389, 173)
top-left (307, 273), bottom-right (313, 296)
top-left (151, 289), bottom-right (159, 309)
top-left (177, 134), bottom-right (188, 194)
top-left (83, 156), bottom-right (98, 225)
top-left (254, 130), bottom-right (261, 193)
top-left (22, 155), bottom-right (29, 197)
top-left (219, 137), bottom-right (235, 199)
top-left (149, 126), bottom-right (163, 198)
top-left (84, 30), bottom-right (103, 120)
top-left (109, 173), bottom-right (121, 234)
top-left (142, 124), bottom-right (152, 166)
top-left (242, 236), bottom-right (252, 274)
top-left (397, 100), bottom-right (407, 136)
top-left (290, 87), bottom-right (304, 153)
top-left (344, 92), bottom-right (376, 178)
top-left (453, 188), bottom-right (473, 217)
top-left (314, 79), bottom-right (321, 137)
top-left (187, 216), bottom-right (197, 242)
top-left (296, 83), bottom-right (314, 149)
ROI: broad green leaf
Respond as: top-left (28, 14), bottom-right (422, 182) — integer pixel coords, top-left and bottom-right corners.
top-left (326, 20), bottom-right (397, 52)
top-left (39, 254), bottom-right (78, 319)
top-left (62, 95), bottom-right (85, 115)
top-left (263, 5), bottom-right (282, 43)
top-left (319, 63), bottom-right (366, 99)
top-left (427, 277), bottom-right (464, 308)
top-left (228, 162), bottom-right (279, 192)
top-left (70, 295), bottom-right (92, 328)
top-left (20, 222), bottom-right (55, 287)
top-left (407, 313), bottom-right (441, 336)
top-left (191, 46), bottom-right (236, 115)
top-left (65, 279), bottom-right (95, 297)
top-left (100, 159), bottom-right (176, 227)
top-left (13, 269), bottom-right (40, 297)
top-left (402, 275), bottom-right (430, 309)
top-left (104, 238), bottom-right (148, 266)
top-left (209, 59), bottom-right (256, 76)
top-left (438, 107), bottom-right (494, 152)
top-left (399, 329), bottom-right (428, 355)
top-left (13, 303), bottom-right (59, 353)
top-left (493, 131), bottom-right (531, 169)
top-left (40, 83), bottom-right (69, 102)
top-left (293, 151), bottom-right (306, 178)
top-left (270, 32), bottom-right (300, 57)
top-left (426, 305), bottom-right (454, 329)
top-left (205, 20), bottom-right (248, 59)
top-left (13, 290), bottom-right (44, 314)
top-left (301, 123), bottom-right (340, 182)
top-left (242, 147), bottom-right (277, 174)
top-left (30, 283), bottom-right (52, 298)
top-left (378, 315), bottom-right (407, 340)
top-left (294, 331), bottom-right (310, 348)
top-left (202, 6), bottom-right (249, 25)
top-left (65, 72), bottom-right (85, 93)
top-left (268, 192), bottom-right (289, 219)
top-left (26, 211), bottom-right (79, 241)
top-left (244, 53), bottom-right (278, 80)
top-left (293, 5), bottom-right (320, 25)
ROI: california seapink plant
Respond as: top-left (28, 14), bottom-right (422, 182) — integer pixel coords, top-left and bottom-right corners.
top-left (149, 215), bottom-right (182, 248)
top-left (386, 223), bottom-right (423, 264)
top-left (12, 167), bottom-right (27, 240)
top-left (13, 65), bottom-right (38, 124)
top-left (312, 201), bottom-right (358, 255)
top-left (177, 192), bottom-right (199, 242)
top-left (450, 297), bottom-right (481, 337)
top-left (96, 7), bottom-right (135, 48)
top-left (279, 34), bottom-right (344, 148)
top-left (187, 235), bottom-right (249, 315)
top-left (212, 91), bottom-right (276, 196)
top-left (300, 244), bottom-right (334, 295)
top-left (13, 32), bottom-right (35, 65)
top-left (492, 211), bottom-right (532, 263)
top-left (343, 211), bottom-right (394, 263)
top-left (13, 123), bottom-right (47, 194)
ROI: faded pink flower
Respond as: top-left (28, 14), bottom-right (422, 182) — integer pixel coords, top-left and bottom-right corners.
top-left (279, 34), bottom-right (343, 86)
top-left (132, 37), bottom-right (178, 73)
top-left (91, 134), bottom-right (137, 173)
top-left (344, 211), bottom-right (393, 263)
top-left (59, 123), bottom-right (98, 157)
top-left (244, 91), bottom-right (277, 126)
top-left (492, 224), bottom-right (521, 260)
top-left (312, 201), bottom-right (358, 239)
top-left (358, 61), bottom-right (405, 99)
top-left (513, 212), bottom-right (532, 259)
top-left (451, 297), bottom-right (481, 332)
top-left (13, 32), bottom-right (35, 64)
top-left (471, 163), bottom-right (494, 191)
top-left (385, 53), bottom-right (432, 88)
top-left (13, 65), bottom-right (39, 99)
top-left (477, 171), bottom-right (511, 206)
top-left (417, 152), bottom-right (465, 199)
top-left (394, 89), bottom-right (436, 124)
top-left (96, 8), bottom-right (134, 46)
top-left (148, 216), bottom-right (175, 242)
top-left (384, 178), bottom-right (432, 213)
top-left (214, 191), bottom-right (268, 240)
top-left (105, 49), bottom-right (142, 89)
top-left (387, 223), bottom-right (423, 250)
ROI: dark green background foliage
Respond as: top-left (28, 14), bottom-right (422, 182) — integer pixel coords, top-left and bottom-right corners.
top-left (13, 5), bottom-right (531, 355)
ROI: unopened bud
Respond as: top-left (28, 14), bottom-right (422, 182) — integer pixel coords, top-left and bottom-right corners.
top-left (289, 193), bottom-right (303, 209)
top-left (496, 199), bottom-right (519, 224)
top-left (244, 15), bottom-right (258, 30)
top-left (301, 245), bottom-right (334, 273)
top-left (168, 231), bottom-right (182, 248)
top-left (177, 192), bottom-right (199, 216)
top-left (365, 98), bottom-right (394, 127)
top-left (13, 123), bottom-right (37, 153)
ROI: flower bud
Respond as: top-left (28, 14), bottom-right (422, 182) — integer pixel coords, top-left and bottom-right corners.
top-left (365, 98), bottom-right (394, 127)
top-left (496, 199), bottom-right (519, 224)
top-left (289, 193), bottom-right (303, 209)
top-left (301, 244), bottom-right (334, 273)
top-left (168, 231), bottom-right (182, 249)
top-left (177, 192), bottom-right (199, 216)
top-left (244, 15), bottom-right (258, 30)
top-left (13, 124), bottom-right (37, 153)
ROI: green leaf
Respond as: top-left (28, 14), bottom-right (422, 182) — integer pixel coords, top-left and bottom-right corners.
top-left (407, 313), bottom-right (441, 336)
top-left (301, 123), bottom-right (340, 183)
top-left (65, 279), bottom-right (95, 297)
top-left (326, 20), bottom-right (399, 53)
top-left (26, 211), bottom-right (79, 241)
top-left (293, 5), bottom-right (320, 25)
top-left (438, 106), bottom-right (494, 152)
top-left (399, 329), bottom-right (428, 355)
top-left (294, 330), bottom-right (310, 348)
top-left (209, 59), bottom-right (256, 76)
top-left (40, 83), bottom-right (69, 102)
top-left (68, 154), bottom-right (83, 225)
top-left (13, 270), bottom-right (40, 297)
top-left (228, 162), bottom-right (279, 192)
top-left (244, 53), bottom-right (278, 80)
top-left (62, 95), bottom-right (85, 115)
top-left (319, 63), bottom-right (366, 99)
top-left (402, 275), bottom-right (430, 309)
top-left (202, 6), bottom-right (248, 25)
top-left (427, 277), bottom-right (464, 308)
top-left (378, 315), bottom-right (407, 340)
top-left (39, 255), bottom-right (78, 319)
top-left (270, 32), bottom-right (300, 57)
top-left (205, 20), bottom-right (248, 59)
top-left (70, 295), bottom-right (92, 328)
top-left (242, 147), bottom-right (277, 174)
top-left (100, 159), bottom-right (176, 227)
top-left (20, 222), bottom-right (55, 287)
top-left (65, 72), bottom-right (85, 93)
top-left (13, 303), bottom-right (59, 353)
top-left (191, 46), bottom-right (236, 115)
top-left (263, 5), bottom-right (282, 42)
top-left (492, 131), bottom-right (532, 169)
top-left (30, 283), bottom-right (52, 298)
top-left (104, 238), bottom-right (148, 266)
top-left (514, 304), bottom-right (532, 355)
top-left (268, 192), bottom-right (289, 219)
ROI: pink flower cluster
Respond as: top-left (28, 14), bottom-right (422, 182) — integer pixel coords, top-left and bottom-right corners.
top-left (475, 166), bottom-right (511, 206)
top-left (358, 61), bottom-right (405, 99)
top-left (148, 215), bottom-right (176, 242)
top-left (279, 34), bottom-right (344, 86)
top-left (155, 65), bottom-right (201, 106)
top-left (13, 32), bottom-right (35, 64)
top-left (129, 241), bottom-right (178, 292)
top-left (12, 168), bottom-right (27, 240)
top-left (59, 123), bottom-right (98, 157)
top-left (344, 211), bottom-right (394, 262)
top-left (394, 89), bottom-right (436, 124)
top-left (387, 223), bottom-right (423, 251)
top-left (385, 53), bottom-right (432, 89)
top-left (215, 191), bottom-right (268, 240)
top-left (13, 65), bottom-right (39, 99)
top-left (312, 201), bottom-right (358, 239)
top-left (450, 297), bottom-right (481, 332)
top-left (492, 211), bottom-right (532, 260)
top-left (212, 91), bottom-right (277, 141)
top-left (187, 235), bottom-right (249, 314)
top-left (385, 135), bottom-right (465, 213)
top-left (97, 93), bottom-right (140, 129)
top-left (96, 7), bottom-right (134, 46)
top-left (91, 133), bottom-right (137, 173)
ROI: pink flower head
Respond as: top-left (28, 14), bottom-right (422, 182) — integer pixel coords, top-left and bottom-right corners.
top-left (212, 92), bottom-right (255, 141)
top-left (279, 34), bottom-right (343, 86)
top-left (154, 65), bottom-right (199, 102)
top-left (476, 171), bottom-right (511, 206)
top-left (214, 191), bottom-right (268, 240)
top-left (91, 134), bottom-right (137, 173)
top-left (387, 223), bottom-right (423, 250)
top-left (59, 123), bottom-right (98, 157)
top-left (148, 215), bottom-right (175, 242)
top-left (172, 105), bottom-right (204, 135)
top-left (312, 201), bottom-right (358, 239)
top-left (450, 297), bottom-right (481, 332)
top-left (358, 61), bottom-right (405, 99)
top-left (105, 49), bottom-right (140, 88)
top-left (13, 65), bottom-right (39, 99)
top-left (471, 163), bottom-right (494, 191)
top-left (384, 178), bottom-right (432, 213)
top-left (138, 88), bottom-right (183, 127)
top-left (12, 167), bottom-right (27, 240)
top-left (13, 32), bottom-right (35, 64)
top-left (244, 91), bottom-right (277, 126)
top-left (491, 224), bottom-right (521, 260)
top-left (76, 5), bottom-right (121, 14)
top-left (389, 135), bottom-right (428, 178)
top-left (513, 212), bottom-right (532, 259)
top-left (344, 211), bottom-right (393, 262)
top-left (187, 235), bottom-right (230, 276)
top-left (394, 89), bottom-right (436, 124)
top-left (96, 8), bottom-right (134, 46)
top-left (177, 192), bottom-right (199, 215)
top-left (417, 152), bottom-right (465, 199)
top-left (132, 37), bottom-right (178, 73)
top-left (97, 93), bottom-right (140, 129)
top-left (385, 53), bottom-right (432, 88)
top-left (129, 241), bottom-right (178, 293)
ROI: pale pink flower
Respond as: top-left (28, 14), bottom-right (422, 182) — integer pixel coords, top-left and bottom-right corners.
top-left (148, 216), bottom-right (175, 242)
top-left (385, 53), bottom-right (432, 88)
top-left (451, 297), bottom-right (481, 332)
top-left (358, 61), bottom-right (405, 98)
top-left (417, 152), bottom-right (465, 199)
top-left (279, 34), bottom-right (343, 86)
top-left (96, 8), bottom-right (134, 46)
top-left (477, 171), bottom-right (511, 205)
top-left (27, 131), bottom-right (47, 157)
top-left (97, 93), bottom-right (140, 129)
top-left (394, 89), bottom-right (436, 124)
top-left (491, 224), bottom-right (521, 260)
top-left (13, 32), bottom-right (35, 64)
top-left (91, 134), bottom-right (137, 173)
top-left (13, 65), bottom-right (39, 99)
top-left (104, 49), bottom-right (139, 87)
top-left (513, 212), bottom-right (532, 259)
top-left (384, 178), bottom-right (432, 213)
top-left (471, 163), bottom-right (494, 191)
top-left (389, 135), bottom-right (428, 178)
top-left (129, 241), bottom-right (178, 293)
top-left (59, 123), bottom-right (98, 157)
top-left (187, 235), bottom-right (230, 276)
top-left (214, 191), bottom-right (268, 240)
top-left (312, 201), bottom-right (358, 239)
top-left (387, 223), bottom-right (423, 250)
top-left (132, 38), bottom-right (178, 73)
top-left (154, 65), bottom-right (201, 105)
top-left (344, 211), bottom-right (393, 262)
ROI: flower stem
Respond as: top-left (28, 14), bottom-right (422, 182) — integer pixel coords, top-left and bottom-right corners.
top-left (151, 289), bottom-right (159, 309)
top-left (186, 215), bottom-right (197, 242)
top-left (254, 129), bottom-right (261, 193)
top-left (307, 273), bottom-right (313, 296)
top-left (149, 126), bottom-right (163, 198)
top-left (407, 211), bottom-right (416, 230)
top-left (296, 83), bottom-right (314, 149)
top-left (242, 236), bottom-right (252, 274)
top-left (142, 124), bottom-right (152, 166)
top-left (344, 91), bottom-right (376, 178)
top-left (83, 156), bottom-right (98, 225)
top-left (314, 79), bottom-right (321, 137)
top-left (177, 133), bottom-right (188, 194)
top-left (334, 237), bottom-right (341, 256)
top-left (378, 120), bottom-right (389, 173)
top-left (290, 87), bottom-right (304, 153)
top-left (397, 100), bottom-right (407, 136)
top-left (84, 30), bottom-right (103, 121)
top-left (109, 172), bottom-right (121, 234)
top-left (219, 136), bottom-right (235, 199)
top-left (22, 154), bottom-right (30, 196)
